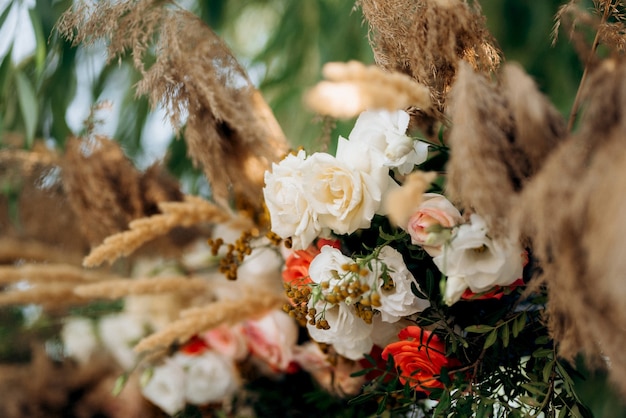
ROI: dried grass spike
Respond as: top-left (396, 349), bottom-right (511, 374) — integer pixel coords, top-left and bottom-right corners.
top-left (133, 288), bottom-right (284, 353)
top-left (74, 277), bottom-right (209, 299)
top-left (84, 196), bottom-right (230, 267)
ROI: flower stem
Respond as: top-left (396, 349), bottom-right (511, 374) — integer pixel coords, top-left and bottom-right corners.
top-left (567, 0), bottom-right (614, 132)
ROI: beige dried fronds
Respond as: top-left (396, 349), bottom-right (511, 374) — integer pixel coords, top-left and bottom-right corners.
top-left (133, 288), bottom-right (284, 353)
top-left (357, 0), bottom-right (500, 111)
top-left (305, 61), bottom-right (433, 119)
top-left (74, 276), bottom-right (209, 299)
top-left (513, 59), bottom-right (626, 396)
top-left (446, 63), bottom-right (566, 236)
top-left (0, 263), bottom-right (108, 284)
top-left (58, 1), bottom-right (288, 214)
top-left (62, 136), bottom-right (146, 246)
top-left (384, 171), bottom-right (437, 227)
top-left (0, 147), bottom-right (89, 262)
top-left (84, 195), bottom-right (230, 267)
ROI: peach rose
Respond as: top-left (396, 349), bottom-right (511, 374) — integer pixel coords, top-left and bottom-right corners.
top-left (382, 326), bottom-right (458, 393)
top-left (407, 194), bottom-right (463, 256)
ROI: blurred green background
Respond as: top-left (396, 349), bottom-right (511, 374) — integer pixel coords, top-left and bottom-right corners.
top-left (0, 0), bottom-right (622, 416)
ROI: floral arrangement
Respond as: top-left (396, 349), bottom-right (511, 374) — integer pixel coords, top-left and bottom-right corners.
top-left (262, 108), bottom-right (582, 417)
top-left (5, 0), bottom-right (626, 417)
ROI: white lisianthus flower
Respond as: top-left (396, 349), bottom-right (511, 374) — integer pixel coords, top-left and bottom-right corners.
top-left (61, 317), bottom-right (98, 365)
top-left (306, 302), bottom-right (373, 360)
top-left (370, 246), bottom-right (430, 322)
top-left (348, 110), bottom-right (429, 175)
top-left (174, 351), bottom-right (240, 406)
top-left (433, 214), bottom-right (524, 305)
top-left (305, 148), bottom-right (384, 235)
top-left (98, 313), bottom-right (148, 370)
top-left (141, 359), bottom-right (186, 416)
top-left (263, 150), bottom-right (320, 249)
top-left (308, 245), bottom-right (353, 292)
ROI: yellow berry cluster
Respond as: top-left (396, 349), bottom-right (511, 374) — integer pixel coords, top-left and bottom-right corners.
top-left (265, 230), bottom-right (292, 249)
top-left (207, 229), bottom-right (259, 280)
top-left (282, 281), bottom-right (326, 327)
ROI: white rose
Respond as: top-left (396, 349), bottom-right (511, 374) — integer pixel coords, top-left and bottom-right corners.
top-left (61, 317), bottom-right (98, 365)
top-left (348, 110), bottom-right (429, 175)
top-left (263, 150), bottom-right (320, 249)
top-left (98, 313), bottom-right (147, 370)
top-left (306, 302), bottom-right (373, 360)
top-left (141, 359), bottom-right (186, 416)
top-left (174, 351), bottom-right (240, 405)
top-left (370, 246), bottom-right (430, 322)
top-left (433, 214), bottom-right (524, 305)
top-left (304, 149), bottom-right (383, 235)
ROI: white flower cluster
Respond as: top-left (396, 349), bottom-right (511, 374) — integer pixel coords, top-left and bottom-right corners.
top-left (264, 110), bottom-right (429, 249)
top-left (306, 245), bottom-right (430, 360)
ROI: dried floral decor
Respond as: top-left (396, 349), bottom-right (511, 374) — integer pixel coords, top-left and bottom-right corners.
top-left (2, 0), bottom-right (626, 417)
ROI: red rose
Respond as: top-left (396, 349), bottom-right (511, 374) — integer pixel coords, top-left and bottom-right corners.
top-left (461, 278), bottom-right (525, 301)
top-left (180, 335), bottom-right (209, 355)
top-left (382, 326), bottom-right (457, 393)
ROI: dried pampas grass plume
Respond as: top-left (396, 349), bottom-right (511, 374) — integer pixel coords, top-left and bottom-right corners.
top-left (446, 63), bottom-right (566, 236)
top-left (133, 288), bottom-right (284, 353)
top-left (0, 264), bottom-right (107, 284)
top-left (62, 136), bottom-right (146, 246)
top-left (57, 1), bottom-right (288, 214)
top-left (74, 277), bottom-right (209, 299)
top-left (305, 61), bottom-right (433, 119)
top-left (514, 59), bottom-right (626, 396)
top-left (84, 196), bottom-right (229, 267)
top-left (384, 171), bottom-right (437, 227)
top-left (0, 283), bottom-right (89, 308)
top-left (357, 0), bottom-right (500, 111)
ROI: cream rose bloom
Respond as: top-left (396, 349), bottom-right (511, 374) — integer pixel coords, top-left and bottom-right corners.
top-left (370, 246), bottom-right (430, 322)
top-left (407, 193), bottom-right (463, 256)
top-left (244, 310), bottom-right (299, 372)
top-left (98, 313), bottom-right (148, 370)
top-left (174, 351), bottom-right (240, 406)
top-left (433, 214), bottom-right (524, 305)
top-left (348, 110), bottom-right (429, 175)
top-left (61, 317), bottom-right (98, 365)
top-left (263, 150), bottom-right (320, 249)
top-left (141, 358), bottom-right (186, 416)
top-left (305, 144), bottom-right (385, 235)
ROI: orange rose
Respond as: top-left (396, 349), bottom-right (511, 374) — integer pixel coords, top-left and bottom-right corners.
top-left (382, 326), bottom-right (457, 393)
top-left (461, 278), bottom-right (525, 301)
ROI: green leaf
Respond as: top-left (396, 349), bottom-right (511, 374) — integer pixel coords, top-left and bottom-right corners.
top-left (521, 382), bottom-right (547, 396)
top-left (484, 329), bottom-right (498, 349)
top-left (15, 71), bottom-right (37, 147)
top-left (513, 312), bottom-right (527, 337)
top-left (501, 323), bottom-right (510, 348)
top-left (532, 348), bottom-right (553, 359)
top-left (350, 368), bottom-right (372, 377)
top-left (112, 373), bottom-right (129, 396)
top-left (542, 360), bottom-right (554, 383)
top-left (465, 324), bottom-right (496, 334)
